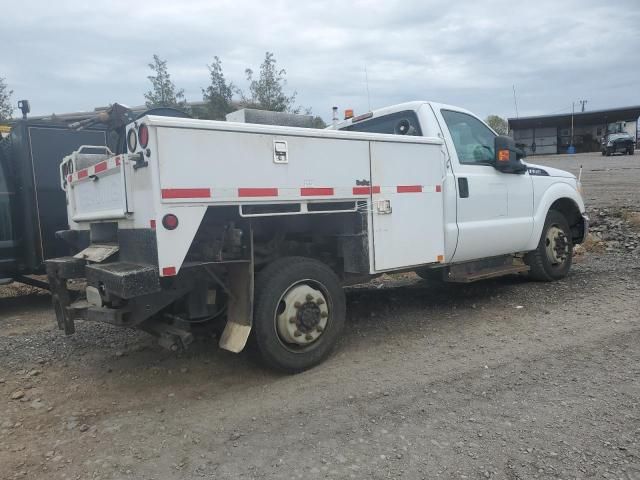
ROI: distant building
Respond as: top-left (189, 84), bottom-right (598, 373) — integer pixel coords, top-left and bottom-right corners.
top-left (508, 105), bottom-right (640, 155)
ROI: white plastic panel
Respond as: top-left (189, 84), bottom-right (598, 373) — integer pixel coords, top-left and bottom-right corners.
top-left (369, 141), bottom-right (445, 271)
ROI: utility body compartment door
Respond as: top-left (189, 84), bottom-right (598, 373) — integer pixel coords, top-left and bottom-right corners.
top-left (369, 141), bottom-right (445, 271)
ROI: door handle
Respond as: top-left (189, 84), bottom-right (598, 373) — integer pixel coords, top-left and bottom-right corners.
top-left (458, 178), bottom-right (469, 198)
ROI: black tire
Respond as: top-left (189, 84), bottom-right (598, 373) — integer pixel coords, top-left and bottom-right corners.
top-left (601, 150), bottom-right (606, 156)
top-left (629, 148), bottom-right (635, 155)
top-left (415, 267), bottom-right (445, 282)
top-left (525, 210), bottom-right (573, 282)
top-left (252, 256), bottom-right (345, 373)
top-left (606, 149), bottom-right (612, 157)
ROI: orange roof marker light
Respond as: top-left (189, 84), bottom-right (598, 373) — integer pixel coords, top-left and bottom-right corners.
top-left (344, 109), bottom-right (354, 120)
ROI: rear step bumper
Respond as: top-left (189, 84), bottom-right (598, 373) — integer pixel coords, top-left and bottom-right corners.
top-left (86, 262), bottom-right (160, 299)
top-left (46, 257), bottom-right (165, 334)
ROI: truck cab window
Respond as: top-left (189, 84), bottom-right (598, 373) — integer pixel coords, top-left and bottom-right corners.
top-left (340, 110), bottom-right (422, 136)
top-left (441, 110), bottom-right (495, 165)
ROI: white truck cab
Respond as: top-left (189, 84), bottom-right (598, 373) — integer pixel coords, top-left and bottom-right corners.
top-left (46, 100), bottom-right (587, 373)
top-left (333, 101), bottom-right (586, 267)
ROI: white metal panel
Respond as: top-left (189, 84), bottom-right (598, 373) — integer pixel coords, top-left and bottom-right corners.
top-left (155, 127), bottom-right (372, 203)
top-left (369, 141), bottom-right (445, 271)
top-left (69, 169), bottom-right (127, 221)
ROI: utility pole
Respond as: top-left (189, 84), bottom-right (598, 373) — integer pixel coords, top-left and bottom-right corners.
top-left (570, 101), bottom-right (575, 151)
top-left (512, 85), bottom-right (519, 118)
top-left (579, 99), bottom-right (588, 112)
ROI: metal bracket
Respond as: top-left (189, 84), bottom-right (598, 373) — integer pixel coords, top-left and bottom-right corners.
top-left (133, 151), bottom-right (148, 170)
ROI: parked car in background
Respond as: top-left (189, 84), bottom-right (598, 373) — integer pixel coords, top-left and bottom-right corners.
top-left (601, 132), bottom-right (635, 156)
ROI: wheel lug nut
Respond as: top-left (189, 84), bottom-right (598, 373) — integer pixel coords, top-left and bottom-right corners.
top-left (306, 294), bottom-right (313, 302)
top-left (294, 330), bottom-right (302, 337)
top-left (316, 325), bottom-right (324, 333)
top-left (289, 316), bottom-right (297, 324)
top-left (294, 301), bottom-right (301, 308)
top-left (320, 311), bottom-right (328, 318)
top-left (305, 334), bottom-right (313, 341)
top-left (316, 298), bottom-right (325, 305)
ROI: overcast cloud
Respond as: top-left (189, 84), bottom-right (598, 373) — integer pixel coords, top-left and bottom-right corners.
top-left (1, 0), bottom-right (639, 120)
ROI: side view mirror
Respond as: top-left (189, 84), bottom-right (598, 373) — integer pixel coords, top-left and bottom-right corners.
top-left (494, 135), bottom-right (527, 174)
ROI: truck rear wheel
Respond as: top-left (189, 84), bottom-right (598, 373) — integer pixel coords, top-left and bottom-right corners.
top-left (525, 210), bottom-right (573, 281)
top-left (252, 257), bottom-right (345, 373)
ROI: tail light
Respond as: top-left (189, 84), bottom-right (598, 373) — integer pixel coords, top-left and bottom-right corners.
top-left (127, 128), bottom-right (137, 152)
top-left (162, 214), bottom-right (179, 230)
top-left (138, 124), bottom-right (149, 148)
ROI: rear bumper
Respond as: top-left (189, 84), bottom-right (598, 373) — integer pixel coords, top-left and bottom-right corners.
top-left (45, 255), bottom-right (165, 333)
top-left (86, 262), bottom-right (160, 299)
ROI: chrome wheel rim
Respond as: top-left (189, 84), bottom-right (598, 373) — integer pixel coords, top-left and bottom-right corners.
top-left (545, 225), bottom-right (569, 266)
top-left (275, 282), bottom-right (329, 351)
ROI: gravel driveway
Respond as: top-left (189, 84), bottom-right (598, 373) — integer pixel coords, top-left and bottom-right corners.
top-left (0, 152), bottom-right (638, 480)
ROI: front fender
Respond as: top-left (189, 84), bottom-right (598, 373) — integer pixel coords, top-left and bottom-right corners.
top-left (526, 181), bottom-right (585, 251)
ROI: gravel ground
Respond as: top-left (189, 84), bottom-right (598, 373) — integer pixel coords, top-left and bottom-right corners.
top-left (0, 152), bottom-right (639, 480)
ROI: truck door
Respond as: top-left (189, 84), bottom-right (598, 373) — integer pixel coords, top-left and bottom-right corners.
top-left (435, 108), bottom-right (534, 262)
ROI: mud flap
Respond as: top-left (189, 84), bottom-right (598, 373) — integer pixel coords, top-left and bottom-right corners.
top-left (219, 230), bottom-right (254, 353)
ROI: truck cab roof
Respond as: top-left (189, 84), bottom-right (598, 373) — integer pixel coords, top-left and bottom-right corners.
top-left (330, 101), bottom-right (479, 131)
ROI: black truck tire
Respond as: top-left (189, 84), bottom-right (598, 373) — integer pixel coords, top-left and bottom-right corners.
top-left (415, 267), bottom-right (445, 282)
top-left (252, 256), bottom-right (345, 373)
top-left (525, 210), bottom-right (573, 282)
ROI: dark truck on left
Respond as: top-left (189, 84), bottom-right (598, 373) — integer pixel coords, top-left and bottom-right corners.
top-left (0, 101), bottom-right (190, 288)
top-left (0, 102), bottom-right (107, 287)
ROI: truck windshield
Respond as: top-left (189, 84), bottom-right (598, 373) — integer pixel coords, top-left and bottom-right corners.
top-left (441, 110), bottom-right (496, 165)
top-left (340, 110), bottom-right (422, 136)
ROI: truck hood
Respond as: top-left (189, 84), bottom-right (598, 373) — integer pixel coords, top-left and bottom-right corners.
top-left (525, 163), bottom-right (576, 179)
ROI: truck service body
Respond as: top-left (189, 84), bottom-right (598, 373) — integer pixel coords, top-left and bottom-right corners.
top-left (47, 101), bottom-right (588, 372)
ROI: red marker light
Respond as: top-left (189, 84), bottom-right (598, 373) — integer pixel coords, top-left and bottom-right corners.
top-left (138, 124), bottom-right (149, 148)
top-left (162, 214), bottom-right (179, 230)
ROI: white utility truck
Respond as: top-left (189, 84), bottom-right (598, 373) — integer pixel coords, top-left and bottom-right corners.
top-left (47, 101), bottom-right (588, 372)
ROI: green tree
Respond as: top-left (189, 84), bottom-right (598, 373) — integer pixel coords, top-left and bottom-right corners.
top-left (0, 77), bottom-right (13, 121)
top-left (202, 56), bottom-right (236, 120)
top-left (144, 54), bottom-right (186, 109)
top-left (485, 115), bottom-right (508, 135)
top-left (242, 52), bottom-right (300, 113)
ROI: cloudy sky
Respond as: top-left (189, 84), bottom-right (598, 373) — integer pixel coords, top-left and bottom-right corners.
top-left (1, 0), bottom-right (639, 121)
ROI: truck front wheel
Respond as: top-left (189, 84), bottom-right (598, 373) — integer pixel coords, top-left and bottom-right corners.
top-left (252, 257), bottom-right (345, 373)
top-left (525, 210), bottom-right (573, 281)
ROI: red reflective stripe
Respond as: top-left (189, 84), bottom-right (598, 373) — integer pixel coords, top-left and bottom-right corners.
top-left (435, 184), bottom-right (442, 193)
top-left (300, 187), bottom-right (334, 196)
top-left (94, 161), bottom-right (107, 173)
top-left (77, 169), bottom-right (88, 179)
top-left (238, 187), bottom-right (278, 197)
top-left (352, 186), bottom-right (381, 195)
top-left (67, 174), bottom-right (72, 183)
top-left (150, 219), bottom-right (156, 230)
top-left (162, 266), bottom-right (176, 277)
top-left (115, 157), bottom-right (121, 166)
top-left (396, 185), bottom-right (422, 193)
top-left (161, 188), bottom-right (211, 199)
